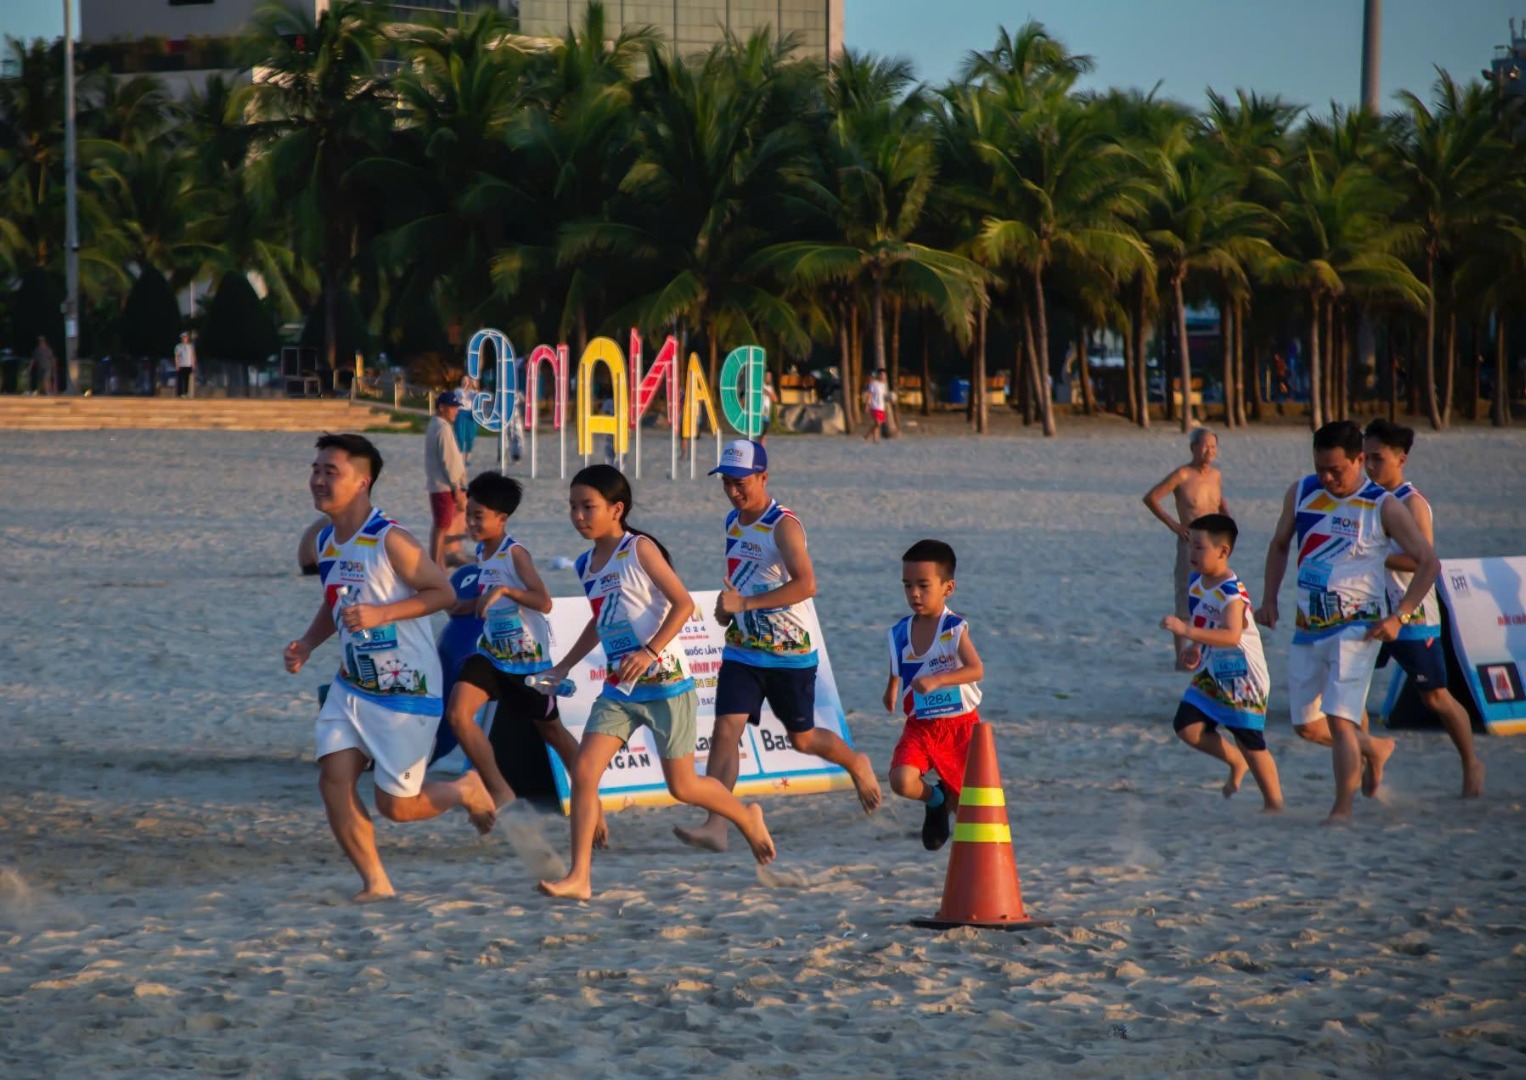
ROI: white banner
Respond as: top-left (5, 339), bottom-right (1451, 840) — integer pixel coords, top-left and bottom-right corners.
top-left (544, 590), bottom-right (855, 811)
top-left (1439, 556), bottom-right (1526, 735)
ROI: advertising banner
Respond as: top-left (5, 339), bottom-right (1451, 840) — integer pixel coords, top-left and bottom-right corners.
top-left (543, 590), bottom-right (855, 811)
top-left (1438, 556), bottom-right (1526, 735)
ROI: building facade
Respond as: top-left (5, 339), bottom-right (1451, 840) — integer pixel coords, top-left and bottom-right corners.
top-left (518, 0), bottom-right (843, 65)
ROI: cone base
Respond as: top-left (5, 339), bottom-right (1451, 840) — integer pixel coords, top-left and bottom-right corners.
top-left (909, 916), bottom-right (1055, 931)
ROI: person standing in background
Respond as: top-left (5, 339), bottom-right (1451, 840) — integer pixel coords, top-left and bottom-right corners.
top-left (175, 332), bottom-right (197, 399)
top-left (426, 391), bottom-right (470, 568)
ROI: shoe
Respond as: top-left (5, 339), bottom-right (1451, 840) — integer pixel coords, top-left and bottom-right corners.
top-left (921, 784), bottom-right (952, 851)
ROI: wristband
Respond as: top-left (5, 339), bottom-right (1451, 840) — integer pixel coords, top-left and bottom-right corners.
top-left (643, 643), bottom-right (660, 660)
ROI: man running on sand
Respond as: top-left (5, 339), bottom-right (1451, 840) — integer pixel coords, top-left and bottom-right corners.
top-left (285, 433), bottom-right (497, 901)
top-left (1144, 427), bottom-right (1229, 668)
top-left (1257, 420), bottom-right (1440, 824)
top-left (675, 440), bottom-right (881, 852)
top-left (1362, 419), bottom-right (1484, 798)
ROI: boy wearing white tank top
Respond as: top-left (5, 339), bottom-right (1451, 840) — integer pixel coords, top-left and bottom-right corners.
top-left (284, 434), bottom-right (498, 902)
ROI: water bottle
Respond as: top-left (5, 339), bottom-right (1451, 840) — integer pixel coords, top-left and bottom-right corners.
top-left (524, 674), bottom-right (576, 698)
top-left (338, 585), bottom-right (370, 643)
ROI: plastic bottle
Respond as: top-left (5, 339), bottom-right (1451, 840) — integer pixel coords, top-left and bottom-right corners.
top-left (337, 585), bottom-right (370, 643)
top-left (524, 674), bottom-right (577, 698)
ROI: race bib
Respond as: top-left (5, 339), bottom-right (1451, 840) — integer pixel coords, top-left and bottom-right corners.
top-left (1297, 559), bottom-right (1331, 593)
top-left (598, 618), bottom-right (641, 663)
top-left (486, 606), bottom-right (527, 650)
top-left (913, 686), bottom-right (964, 719)
top-left (1210, 650), bottom-right (1250, 682)
top-left (354, 623), bottom-right (398, 652)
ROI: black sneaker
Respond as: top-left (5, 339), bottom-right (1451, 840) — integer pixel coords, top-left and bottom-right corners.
top-left (921, 785), bottom-right (952, 851)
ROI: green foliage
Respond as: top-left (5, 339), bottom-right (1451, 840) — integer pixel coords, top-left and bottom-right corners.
top-left (201, 272), bottom-right (280, 365)
top-left (120, 265), bottom-right (182, 358)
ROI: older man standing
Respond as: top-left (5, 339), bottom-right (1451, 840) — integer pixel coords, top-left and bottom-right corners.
top-left (425, 391), bottom-right (469, 568)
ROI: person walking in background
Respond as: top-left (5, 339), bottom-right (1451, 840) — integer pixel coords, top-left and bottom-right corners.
top-left (426, 391), bottom-right (470, 568)
top-left (174, 332), bottom-right (197, 399)
top-left (30, 335), bottom-right (57, 395)
top-left (454, 374), bottom-right (479, 468)
top-left (862, 368), bottom-right (889, 443)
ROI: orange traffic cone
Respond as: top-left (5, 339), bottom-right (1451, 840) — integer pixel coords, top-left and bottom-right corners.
top-left (910, 722), bottom-right (1052, 931)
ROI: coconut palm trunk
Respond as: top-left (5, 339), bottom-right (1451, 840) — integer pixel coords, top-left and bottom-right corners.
top-left (1423, 252), bottom-right (1442, 429)
top-left (1123, 314), bottom-right (1140, 424)
top-left (1442, 304), bottom-right (1457, 428)
top-left (1495, 311), bottom-right (1511, 427)
top-left (1173, 272), bottom-right (1192, 433)
top-left (837, 306), bottom-right (854, 435)
top-left (1077, 322), bottom-right (1096, 415)
top-left (1220, 296), bottom-right (1235, 427)
top-left (919, 318), bottom-right (931, 417)
top-left (1032, 269), bottom-right (1057, 437)
top-left (1133, 276), bottom-right (1150, 429)
top-left (1233, 299), bottom-right (1248, 426)
top-left (973, 301), bottom-right (989, 434)
top-left (1308, 292), bottom-right (1325, 430)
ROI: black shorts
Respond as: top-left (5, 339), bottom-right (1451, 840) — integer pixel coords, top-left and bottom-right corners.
top-left (456, 654), bottom-right (559, 723)
top-left (1172, 700), bottom-right (1267, 752)
top-left (1376, 639), bottom-right (1449, 690)
top-left (714, 659), bottom-right (817, 733)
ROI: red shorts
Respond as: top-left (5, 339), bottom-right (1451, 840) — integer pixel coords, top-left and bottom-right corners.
top-left (890, 710), bottom-right (978, 797)
top-left (429, 491), bottom-right (457, 529)
top-left (871, 408), bottom-right (886, 425)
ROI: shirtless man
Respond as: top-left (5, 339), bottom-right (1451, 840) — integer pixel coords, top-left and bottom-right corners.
top-left (1362, 419), bottom-right (1484, 798)
top-left (1143, 428), bottom-right (1229, 668)
top-left (1256, 420), bottom-right (1439, 824)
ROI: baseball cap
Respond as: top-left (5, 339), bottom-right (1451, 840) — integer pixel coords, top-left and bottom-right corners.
top-left (709, 439), bottom-right (768, 478)
top-left (437, 390), bottom-right (463, 407)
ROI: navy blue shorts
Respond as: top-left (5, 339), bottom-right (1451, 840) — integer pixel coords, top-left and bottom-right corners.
top-left (1172, 700), bottom-right (1267, 752)
top-left (714, 660), bottom-right (817, 733)
top-left (1377, 638), bottom-right (1448, 689)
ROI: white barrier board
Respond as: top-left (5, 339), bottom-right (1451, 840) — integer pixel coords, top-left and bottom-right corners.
top-left (545, 590), bottom-right (855, 811)
top-left (1439, 556), bottom-right (1526, 735)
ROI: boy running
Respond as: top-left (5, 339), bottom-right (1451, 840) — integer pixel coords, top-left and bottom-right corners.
top-left (1257, 421), bottom-right (1440, 824)
top-left (1362, 419), bottom-right (1484, 798)
top-left (284, 434), bottom-right (496, 901)
top-left (884, 540), bottom-right (986, 851)
top-left (676, 440), bottom-right (879, 852)
top-left (1160, 514), bottom-right (1283, 811)
top-left (863, 369), bottom-right (889, 443)
top-left (441, 472), bottom-right (610, 842)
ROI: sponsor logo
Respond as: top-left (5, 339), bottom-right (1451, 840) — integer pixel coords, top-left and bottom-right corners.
top-left (1449, 573), bottom-right (1470, 595)
top-left (1329, 515), bottom-right (1360, 537)
top-left (738, 540), bottom-right (765, 558)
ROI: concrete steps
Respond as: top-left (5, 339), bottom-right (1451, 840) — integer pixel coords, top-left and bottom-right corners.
top-left (0, 397), bottom-right (413, 432)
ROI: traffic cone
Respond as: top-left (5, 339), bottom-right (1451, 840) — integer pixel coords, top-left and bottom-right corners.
top-left (910, 722), bottom-right (1052, 931)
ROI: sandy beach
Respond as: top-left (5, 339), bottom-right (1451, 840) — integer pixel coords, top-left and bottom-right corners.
top-left (2, 421), bottom-right (1524, 1078)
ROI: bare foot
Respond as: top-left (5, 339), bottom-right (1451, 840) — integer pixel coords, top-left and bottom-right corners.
top-left (1462, 757), bottom-right (1485, 799)
top-left (1223, 759), bottom-right (1248, 799)
top-left (353, 882), bottom-right (396, 903)
top-left (458, 771), bottom-right (498, 835)
top-left (1323, 808), bottom-right (1353, 826)
top-left (739, 803), bottom-right (776, 865)
top-left (488, 781), bottom-right (517, 811)
top-left (1261, 801), bottom-right (1285, 814)
top-left (1361, 738), bottom-right (1395, 798)
top-left (537, 874), bottom-right (591, 900)
top-left (673, 816), bottom-right (729, 853)
top-left (593, 813), bottom-right (611, 850)
top-left (847, 753), bottom-right (882, 813)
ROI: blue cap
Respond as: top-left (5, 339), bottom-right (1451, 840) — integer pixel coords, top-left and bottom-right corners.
top-left (709, 439), bottom-right (768, 478)
top-left (438, 390), bottom-right (464, 407)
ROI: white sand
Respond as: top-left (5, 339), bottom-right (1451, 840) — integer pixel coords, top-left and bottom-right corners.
top-left (2, 423), bottom-right (1524, 1077)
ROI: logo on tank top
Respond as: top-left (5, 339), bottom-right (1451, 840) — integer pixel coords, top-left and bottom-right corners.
top-left (1330, 515), bottom-right (1360, 537)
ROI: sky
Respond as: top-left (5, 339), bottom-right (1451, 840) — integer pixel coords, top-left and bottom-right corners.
top-left (2, 1), bottom-right (1520, 113)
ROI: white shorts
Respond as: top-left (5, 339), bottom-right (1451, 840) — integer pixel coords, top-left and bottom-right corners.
top-left (1287, 633), bottom-right (1383, 727)
top-left (315, 681), bottom-right (440, 798)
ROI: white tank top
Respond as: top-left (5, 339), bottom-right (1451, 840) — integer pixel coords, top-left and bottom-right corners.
top-left (576, 532), bottom-right (694, 702)
top-left (474, 535), bottom-right (554, 674)
top-left (722, 500), bottom-right (818, 669)
top-left (1384, 481), bottom-right (1441, 641)
top-left (888, 610), bottom-right (982, 720)
top-left (1184, 573), bottom-right (1270, 729)
top-left (317, 509), bottom-right (443, 715)
top-left (1291, 474), bottom-right (1390, 644)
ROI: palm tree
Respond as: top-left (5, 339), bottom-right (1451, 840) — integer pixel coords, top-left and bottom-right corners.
top-left (1140, 131), bottom-right (1272, 433)
top-left (1392, 71), bottom-right (1505, 429)
top-left (746, 51), bottom-right (983, 435)
top-left (975, 93), bottom-right (1149, 436)
top-left (1265, 150), bottom-right (1425, 429)
top-left (241, 0), bottom-right (392, 376)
